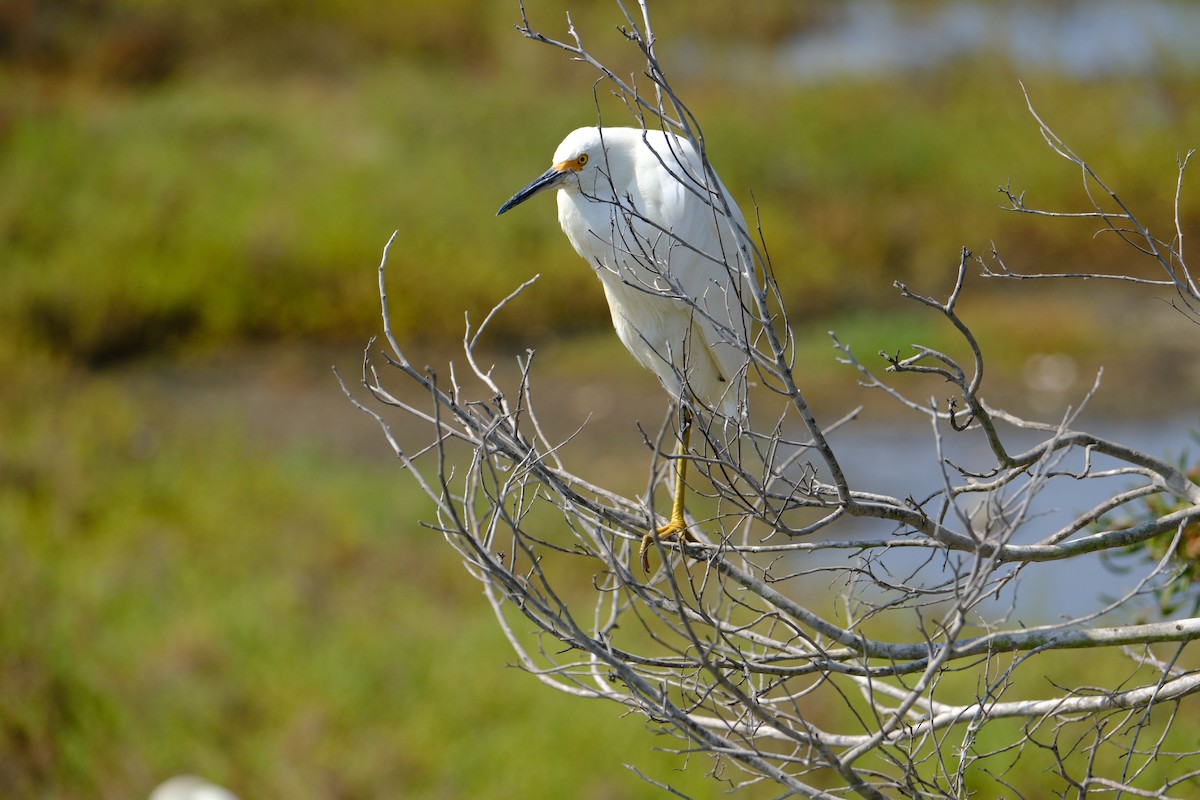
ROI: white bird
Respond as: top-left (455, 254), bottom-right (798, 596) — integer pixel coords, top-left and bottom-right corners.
top-left (497, 126), bottom-right (752, 570)
top-left (148, 776), bottom-right (239, 800)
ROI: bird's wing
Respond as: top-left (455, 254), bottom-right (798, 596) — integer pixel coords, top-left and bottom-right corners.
top-left (634, 131), bottom-right (753, 417)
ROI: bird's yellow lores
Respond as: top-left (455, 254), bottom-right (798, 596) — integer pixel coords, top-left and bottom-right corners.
top-left (497, 126), bottom-right (751, 571)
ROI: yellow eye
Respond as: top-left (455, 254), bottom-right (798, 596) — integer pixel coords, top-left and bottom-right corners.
top-left (577, 153), bottom-right (589, 167)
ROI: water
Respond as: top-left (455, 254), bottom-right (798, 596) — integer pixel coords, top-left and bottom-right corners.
top-left (799, 413), bottom-right (1200, 621)
top-left (738, 1), bottom-right (1200, 82)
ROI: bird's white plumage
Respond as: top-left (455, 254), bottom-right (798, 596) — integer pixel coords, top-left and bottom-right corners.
top-left (496, 125), bottom-right (751, 564)
top-left (148, 776), bottom-right (239, 800)
top-left (545, 127), bottom-right (751, 418)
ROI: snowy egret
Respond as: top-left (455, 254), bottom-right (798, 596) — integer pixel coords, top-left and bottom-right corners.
top-left (497, 126), bottom-right (751, 570)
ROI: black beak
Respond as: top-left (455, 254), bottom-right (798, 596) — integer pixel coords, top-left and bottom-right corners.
top-left (496, 167), bottom-right (565, 216)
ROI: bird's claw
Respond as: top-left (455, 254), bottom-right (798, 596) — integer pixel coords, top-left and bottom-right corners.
top-left (640, 519), bottom-right (697, 572)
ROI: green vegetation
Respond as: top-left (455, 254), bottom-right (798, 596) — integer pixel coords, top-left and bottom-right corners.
top-left (1, 364), bottom-right (765, 798)
top-left (3, 1), bottom-right (1200, 797)
top-left (4, 2), bottom-right (1199, 369)
top-left (1103, 452), bottom-right (1200, 616)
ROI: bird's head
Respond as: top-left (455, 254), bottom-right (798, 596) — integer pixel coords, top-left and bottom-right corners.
top-left (496, 127), bottom-right (603, 216)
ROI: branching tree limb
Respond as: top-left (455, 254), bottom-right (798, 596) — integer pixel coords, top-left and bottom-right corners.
top-left (342, 4), bottom-right (1200, 798)
top-left (991, 83), bottom-right (1200, 321)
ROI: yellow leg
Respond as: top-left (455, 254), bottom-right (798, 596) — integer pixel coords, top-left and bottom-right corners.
top-left (640, 408), bottom-right (698, 572)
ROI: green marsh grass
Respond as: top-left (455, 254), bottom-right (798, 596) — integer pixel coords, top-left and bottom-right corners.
top-left (4, 2), bottom-right (1200, 795)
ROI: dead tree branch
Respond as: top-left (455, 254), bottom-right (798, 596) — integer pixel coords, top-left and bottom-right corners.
top-left (345, 5), bottom-right (1200, 798)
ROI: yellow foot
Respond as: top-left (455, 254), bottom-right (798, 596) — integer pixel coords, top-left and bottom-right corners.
top-left (640, 518), bottom-right (698, 572)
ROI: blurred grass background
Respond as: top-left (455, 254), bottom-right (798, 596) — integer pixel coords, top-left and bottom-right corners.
top-left (2, 1), bottom-right (1200, 797)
